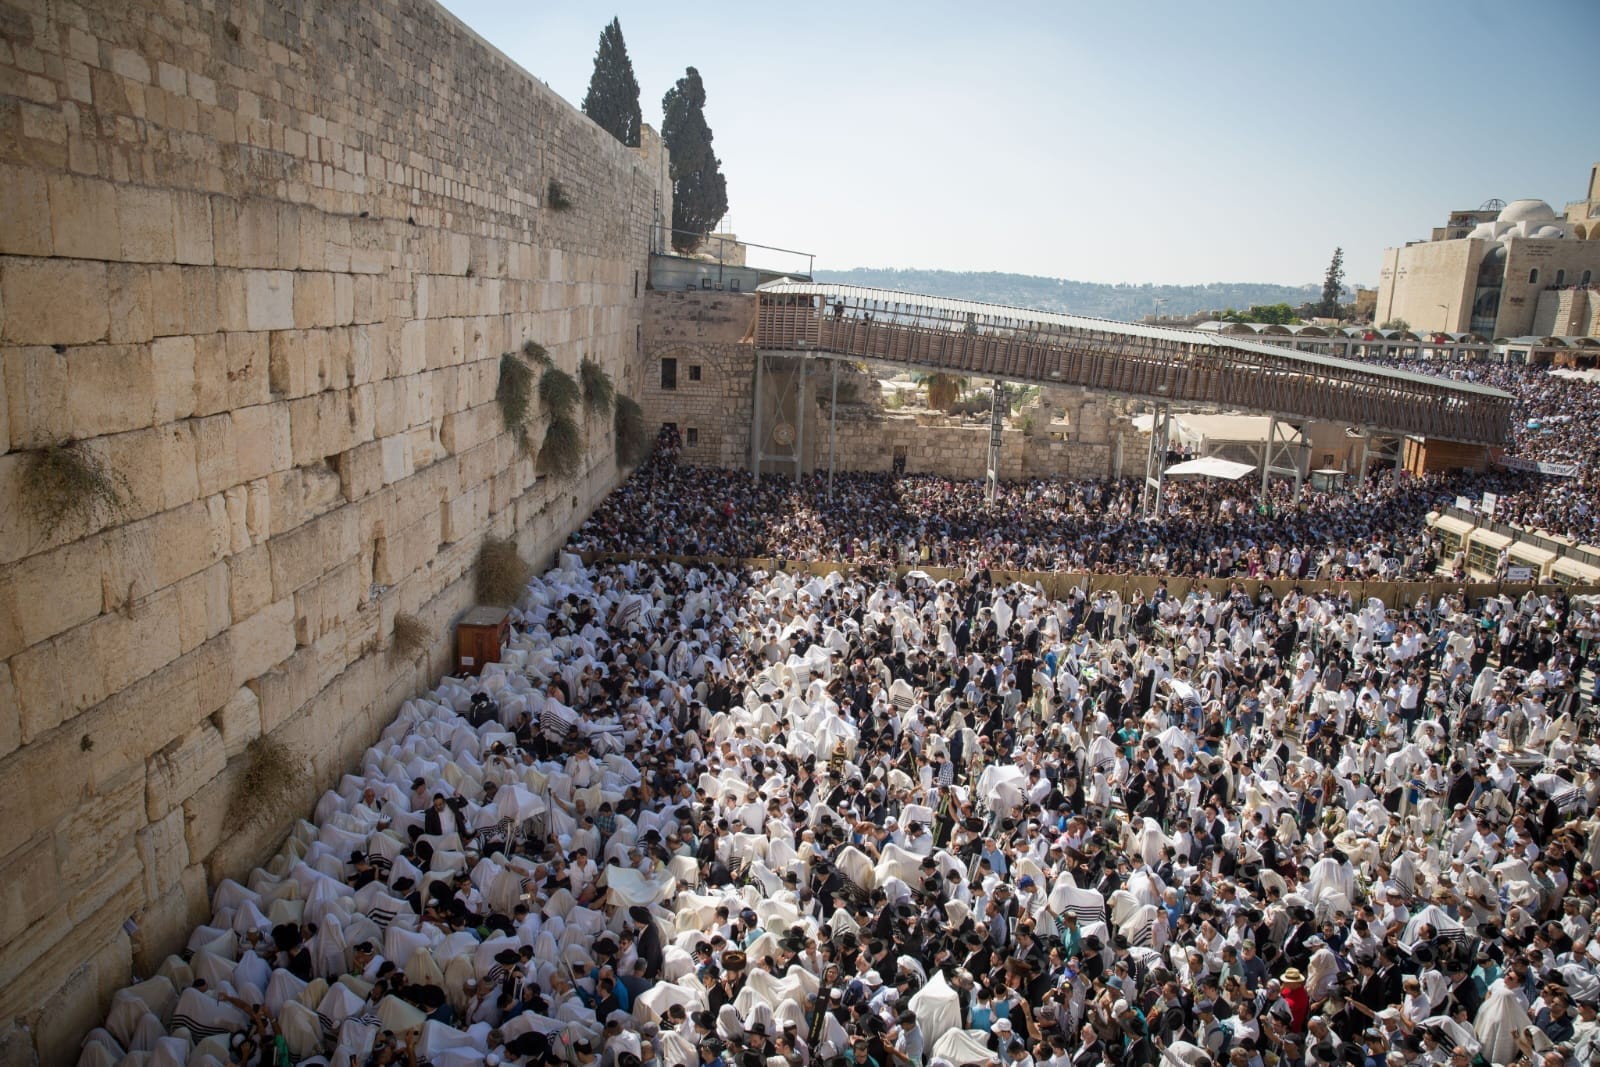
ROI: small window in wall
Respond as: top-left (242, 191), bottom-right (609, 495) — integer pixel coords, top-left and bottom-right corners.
top-left (1583, 270), bottom-right (1593, 285)
top-left (730, 278), bottom-right (741, 292)
top-left (1555, 269), bottom-right (1565, 287)
top-left (661, 358), bottom-right (677, 390)
top-left (633, 269), bottom-right (639, 297)
top-left (686, 428), bottom-right (699, 447)
top-left (688, 364), bottom-right (702, 382)
top-left (1529, 268), bottom-right (1540, 285)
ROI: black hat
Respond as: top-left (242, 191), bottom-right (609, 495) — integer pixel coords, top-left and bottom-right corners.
top-left (630, 905), bottom-right (653, 924)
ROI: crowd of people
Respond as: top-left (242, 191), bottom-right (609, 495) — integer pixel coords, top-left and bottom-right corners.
top-left (572, 442), bottom-right (1457, 579)
top-left (75, 356), bottom-right (1600, 1067)
top-left (79, 543), bottom-right (1600, 1067)
top-left (1365, 358), bottom-right (1600, 545)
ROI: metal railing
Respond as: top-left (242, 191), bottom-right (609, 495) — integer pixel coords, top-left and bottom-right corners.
top-left (648, 225), bottom-right (814, 279)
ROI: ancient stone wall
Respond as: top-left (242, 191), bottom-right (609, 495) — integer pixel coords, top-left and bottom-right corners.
top-left (0, 1), bottom-right (664, 1060)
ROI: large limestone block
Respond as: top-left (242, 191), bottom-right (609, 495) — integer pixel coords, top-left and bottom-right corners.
top-left (0, 163), bottom-right (52, 255)
top-left (213, 685), bottom-right (261, 760)
top-left (337, 440), bottom-right (383, 502)
top-left (292, 557), bottom-right (362, 646)
top-left (269, 504), bottom-right (358, 599)
top-left (135, 805), bottom-right (190, 905)
top-left (0, 663), bottom-right (17, 761)
top-left (0, 834), bottom-right (60, 948)
top-left (293, 271), bottom-right (336, 328)
top-left (0, 533), bottom-right (102, 665)
top-left (149, 335), bottom-right (197, 423)
top-left (117, 185), bottom-right (176, 262)
top-left (1, 258), bottom-right (109, 345)
top-left (244, 269), bottom-right (294, 331)
top-left (265, 463), bottom-right (342, 536)
top-left (230, 597), bottom-right (296, 688)
top-left (191, 413), bottom-right (240, 497)
top-left (174, 560), bottom-right (231, 653)
top-left (227, 543), bottom-right (273, 622)
top-left (66, 344), bottom-right (157, 439)
top-left (173, 190), bottom-right (215, 265)
top-left (380, 432), bottom-right (412, 485)
top-left (48, 174), bottom-right (121, 260)
top-left (2, 344), bottom-right (68, 447)
top-left (14, 906), bottom-right (131, 1065)
top-left (232, 403), bottom-right (291, 483)
top-left (145, 721), bottom-right (226, 821)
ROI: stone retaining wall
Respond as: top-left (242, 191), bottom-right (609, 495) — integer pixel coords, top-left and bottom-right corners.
top-left (0, 1), bottom-right (664, 1059)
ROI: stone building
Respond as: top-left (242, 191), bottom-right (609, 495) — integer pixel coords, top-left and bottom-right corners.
top-left (0, 0), bottom-right (670, 1059)
top-left (1375, 166), bottom-right (1600, 337)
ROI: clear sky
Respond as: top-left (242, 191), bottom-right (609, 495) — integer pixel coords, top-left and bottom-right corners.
top-left (438, 0), bottom-right (1599, 288)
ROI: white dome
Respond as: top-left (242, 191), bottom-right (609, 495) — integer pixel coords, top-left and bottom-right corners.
top-left (1532, 225), bottom-right (1567, 239)
top-left (1467, 222), bottom-right (1499, 240)
top-left (1498, 198), bottom-right (1557, 224)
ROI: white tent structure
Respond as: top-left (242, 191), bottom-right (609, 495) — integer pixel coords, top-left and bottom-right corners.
top-left (1162, 456), bottom-right (1256, 480)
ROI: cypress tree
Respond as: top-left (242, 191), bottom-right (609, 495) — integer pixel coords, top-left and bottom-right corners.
top-left (661, 66), bottom-right (728, 253)
top-left (581, 17), bottom-right (641, 148)
top-left (1319, 247), bottom-right (1345, 318)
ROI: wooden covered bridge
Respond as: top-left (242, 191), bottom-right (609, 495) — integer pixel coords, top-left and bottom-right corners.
top-left (751, 283), bottom-right (1515, 512)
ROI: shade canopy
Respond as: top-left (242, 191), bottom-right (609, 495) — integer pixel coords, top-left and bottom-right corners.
top-left (1163, 457), bottom-right (1256, 481)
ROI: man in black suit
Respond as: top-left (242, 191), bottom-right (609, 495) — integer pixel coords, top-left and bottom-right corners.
top-left (630, 906), bottom-right (665, 980)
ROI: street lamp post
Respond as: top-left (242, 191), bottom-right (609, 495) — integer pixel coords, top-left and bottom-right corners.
top-left (1436, 303), bottom-right (1451, 359)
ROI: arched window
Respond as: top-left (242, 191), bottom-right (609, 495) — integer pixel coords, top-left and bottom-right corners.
top-left (1583, 270), bottom-right (1593, 286)
top-left (1529, 268), bottom-right (1540, 284)
top-left (1555, 269), bottom-right (1566, 287)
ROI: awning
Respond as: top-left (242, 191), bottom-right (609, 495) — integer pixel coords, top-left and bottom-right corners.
top-left (1551, 557), bottom-right (1600, 583)
top-left (1507, 543), bottom-right (1558, 566)
top-left (1430, 515), bottom-right (1476, 538)
top-left (1163, 457), bottom-right (1256, 480)
top-left (1468, 529), bottom-right (1513, 551)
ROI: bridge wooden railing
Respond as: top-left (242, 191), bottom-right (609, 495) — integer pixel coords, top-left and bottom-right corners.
top-left (755, 288), bottom-right (1514, 445)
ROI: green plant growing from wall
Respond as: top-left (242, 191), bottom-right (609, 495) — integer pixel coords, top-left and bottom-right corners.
top-left (391, 612), bottom-right (431, 660)
top-left (579, 356), bottom-right (614, 416)
top-left (496, 351), bottom-right (536, 448)
top-left (20, 441), bottom-right (129, 539)
top-left (547, 179), bottom-right (573, 212)
top-left (614, 394), bottom-right (649, 467)
top-left (476, 538), bottom-right (532, 605)
top-left (522, 339), bottom-right (552, 368)
top-left (538, 414), bottom-right (584, 478)
top-left (539, 365), bottom-right (581, 418)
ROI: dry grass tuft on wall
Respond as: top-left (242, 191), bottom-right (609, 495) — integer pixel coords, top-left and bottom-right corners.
top-left (537, 413), bottom-right (584, 479)
top-left (20, 442), bottom-right (129, 538)
top-left (476, 538), bottom-right (532, 606)
top-left (390, 613), bottom-right (431, 660)
top-left (225, 736), bottom-right (302, 835)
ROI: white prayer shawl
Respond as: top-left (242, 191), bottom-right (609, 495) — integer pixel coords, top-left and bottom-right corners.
top-left (932, 1029), bottom-right (999, 1066)
top-left (910, 972), bottom-right (965, 1046)
top-left (1475, 984), bottom-right (1533, 1064)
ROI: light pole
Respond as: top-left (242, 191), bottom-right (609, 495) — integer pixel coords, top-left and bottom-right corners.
top-left (1436, 303), bottom-right (1450, 360)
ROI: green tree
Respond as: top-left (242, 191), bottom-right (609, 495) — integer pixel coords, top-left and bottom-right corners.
top-left (1319, 247), bottom-right (1345, 317)
top-left (661, 67), bottom-right (728, 252)
top-left (915, 373), bottom-right (966, 412)
top-left (581, 18), bottom-right (641, 148)
top-left (1222, 304), bottom-right (1299, 325)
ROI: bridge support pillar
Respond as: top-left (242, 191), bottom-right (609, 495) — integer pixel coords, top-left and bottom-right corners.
top-left (1356, 432), bottom-right (1405, 484)
top-left (986, 380), bottom-right (1005, 504)
top-left (827, 360), bottom-right (838, 502)
top-left (1141, 403), bottom-right (1171, 519)
top-left (750, 350), bottom-right (764, 482)
top-left (1260, 414), bottom-right (1308, 507)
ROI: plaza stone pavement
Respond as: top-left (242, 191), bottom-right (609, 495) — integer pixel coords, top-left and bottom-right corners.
top-left (75, 552), bottom-right (1600, 1067)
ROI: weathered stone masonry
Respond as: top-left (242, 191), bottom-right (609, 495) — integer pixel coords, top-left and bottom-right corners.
top-left (0, 1), bottom-right (666, 1059)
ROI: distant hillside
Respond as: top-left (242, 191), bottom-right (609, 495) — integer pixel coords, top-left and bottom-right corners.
top-left (811, 268), bottom-right (1329, 322)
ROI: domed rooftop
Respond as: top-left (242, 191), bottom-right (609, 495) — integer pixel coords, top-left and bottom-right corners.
top-left (1498, 198), bottom-right (1557, 224)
